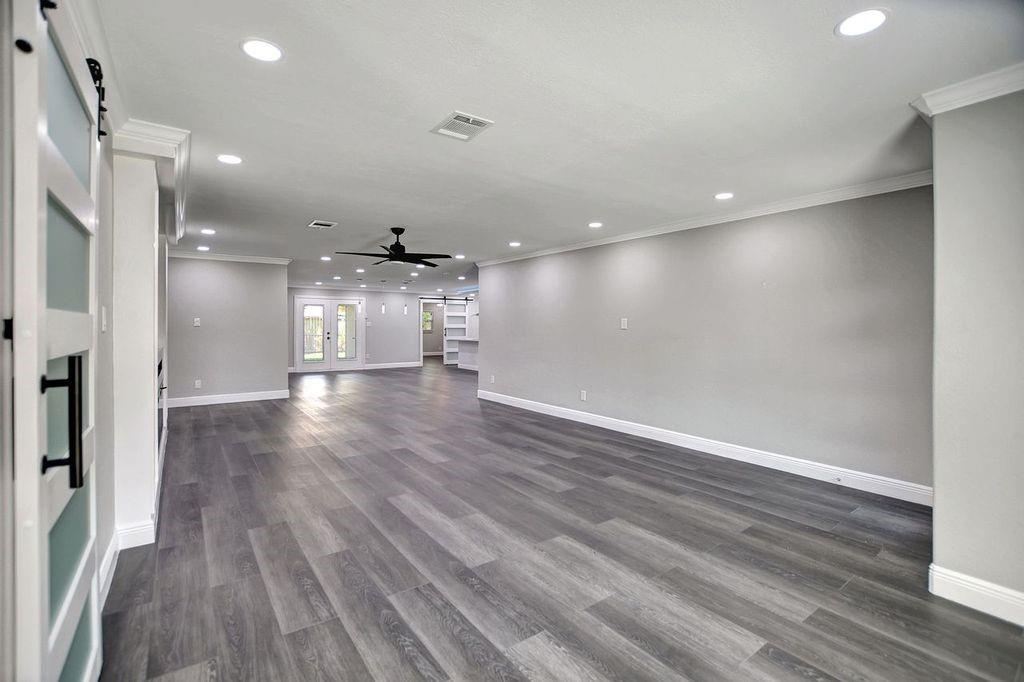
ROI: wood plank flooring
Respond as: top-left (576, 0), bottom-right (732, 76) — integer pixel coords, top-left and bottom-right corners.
top-left (101, 358), bottom-right (1024, 681)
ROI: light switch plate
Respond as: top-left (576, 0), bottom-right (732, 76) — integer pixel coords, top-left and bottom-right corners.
top-left (193, 317), bottom-right (201, 327)
top-left (194, 378), bottom-right (202, 389)
top-left (580, 389), bottom-right (587, 401)
top-left (620, 317), bottom-right (628, 330)
top-left (101, 305), bottom-right (107, 332)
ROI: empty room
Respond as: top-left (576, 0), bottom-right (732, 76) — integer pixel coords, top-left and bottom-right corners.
top-left (2, 0), bottom-right (1023, 680)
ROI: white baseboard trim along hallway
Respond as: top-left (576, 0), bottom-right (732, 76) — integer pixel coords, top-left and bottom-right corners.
top-left (364, 361), bottom-right (423, 370)
top-left (117, 520), bottom-right (155, 549)
top-left (164, 389), bottom-right (290, 407)
top-left (98, 536), bottom-right (119, 609)
top-left (930, 564), bottom-right (1024, 626)
top-left (477, 390), bottom-right (934, 506)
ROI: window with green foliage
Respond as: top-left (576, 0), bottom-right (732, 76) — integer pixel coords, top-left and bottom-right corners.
top-left (422, 310), bottom-right (433, 331)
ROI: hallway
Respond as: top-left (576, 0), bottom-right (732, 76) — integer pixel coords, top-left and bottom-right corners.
top-left (100, 361), bottom-right (1024, 680)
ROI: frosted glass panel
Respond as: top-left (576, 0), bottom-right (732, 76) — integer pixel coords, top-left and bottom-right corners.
top-left (46, 31), bottom-right (91, 186)
top-left (47, 198), bottom-right (89, 312)
top-left (49, 474), bottom-right (90, 624)
top-left (58, 596), bottom-right (93, 682)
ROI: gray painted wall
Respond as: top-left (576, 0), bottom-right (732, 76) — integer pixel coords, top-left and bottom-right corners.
top-left (288, 288), bottom-right (423, 366)
top-left (169, 258), bottom-right (288, 398)
top-left (932, 91), bottom-right (1024, 593)
top-left (480, 187), bottom-right (934, 485)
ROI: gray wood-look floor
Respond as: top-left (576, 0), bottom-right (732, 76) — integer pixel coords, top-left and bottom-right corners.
top-left (101, 358), bottom-right (1024, 681)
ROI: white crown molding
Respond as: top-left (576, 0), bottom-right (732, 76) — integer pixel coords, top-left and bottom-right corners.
top-left (478, 390), bottom-right (934, 506)
top-left (113, 118), bottom-right (189, 157)
top-left (169, 251), bottom-right (292, 265)
top-left (478, 170), bottom-right (933, 267)
top-left (164, 389), bottom-right (290, 408)
top-left (114, 118), bottom-right (192, 245)
top-left (930, 564), bottom-right (1024, 626)
top-left (911, 62), bottom-right (1024, 117)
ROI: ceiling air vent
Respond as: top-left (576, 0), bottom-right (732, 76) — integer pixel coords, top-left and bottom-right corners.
top-left (431, 111), bottom-right (494, 141)
top-left (307, 219), bottom-right (337, 230)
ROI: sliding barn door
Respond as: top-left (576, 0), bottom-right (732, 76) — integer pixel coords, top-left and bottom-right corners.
top-left (12, 0), bottom-right (103, 678)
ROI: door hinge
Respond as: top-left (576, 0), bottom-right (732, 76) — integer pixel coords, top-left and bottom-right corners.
top-left (2, 318), bottom-right (11, 341)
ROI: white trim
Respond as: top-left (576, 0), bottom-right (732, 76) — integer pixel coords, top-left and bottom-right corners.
top-left (477, 390), bottom-right (933, 506)
top-left (98, 535), bottom-right (119, 610)
top-left (911, 62), bottom-right (1024, 117)
top-left (930, 564), bottom-right (1024, 627)
top-left (478, 170), bottom-right (933, 267)
top-left (287, 366), bottom-right (296, 372)
top-left (116, 521), bottom-right (155, 550)
top-left (164, 389), bottom-right (290, 408)
top-left (422, 351), bottom-right (443, 357)
top-left (457, 363), bottom-right (479, 371)
top-left (113, 118), bottom-right (189, 158)
top-left (364, 361), bottom-right (423, 370)
top-left (169, 251), bottom-right (292, 265)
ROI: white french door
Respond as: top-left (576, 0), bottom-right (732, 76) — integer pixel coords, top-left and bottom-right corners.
top-left (295, 296), bottom-right (365, 371)
top-left (12, 0), bottom-right (103, 679)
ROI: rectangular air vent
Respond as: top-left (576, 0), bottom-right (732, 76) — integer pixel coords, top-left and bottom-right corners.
top-left (307, 219), bottom-right (337, 230)
top-left (430, 111), bottom-right (494, 141)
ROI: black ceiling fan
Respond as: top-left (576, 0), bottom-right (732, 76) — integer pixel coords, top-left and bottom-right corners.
top-left (336, 227), bottom-right (451, 268)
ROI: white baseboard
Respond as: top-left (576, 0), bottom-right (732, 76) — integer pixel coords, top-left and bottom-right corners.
top-left (98, 535), bottom-right (119, 609)
top-left (165, 388), bottom-right (290, 408)
top-left (930, 564), bottom-right (1024, 626)
top-left (287, 366), bottom-right (295, 372)
top-left (422, 351), bottom-right (443, 357)
top-left (477, 390), bottom-right (933, 506)
top-left (458, 363), bottom-right (479, 371)
top-left (364, 361), bottom-right (423, 370)
top-left (116, 520), bottom-right (155, 549)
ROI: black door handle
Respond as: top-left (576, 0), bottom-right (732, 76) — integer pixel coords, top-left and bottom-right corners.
top-left (40, 355), bottom-right (84, 488)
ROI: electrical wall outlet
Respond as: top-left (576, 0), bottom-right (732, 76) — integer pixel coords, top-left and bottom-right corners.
top-left (193, 317), bottom-right (201, 327)
top-left (580, 389), bottom-right (587, 401)
top-left (620, 317), bottom-right (628, 330)
top-left (193, 378), bottom-right (202, 389)
top-left (490, 374), bottom-right (495, 384)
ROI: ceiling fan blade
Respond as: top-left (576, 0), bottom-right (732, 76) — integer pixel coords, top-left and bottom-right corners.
top-left (402, 253), bottom-right (452, 260)
top-left (413, 259), bottom-right (440, 268)
top-left (372, 259), bottom-right (391, 265)
top-left (335, 251), bottom-right (389, 258)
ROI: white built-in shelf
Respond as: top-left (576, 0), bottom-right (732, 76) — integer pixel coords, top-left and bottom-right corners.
top-left (446, 324), bottom-right (467, 329)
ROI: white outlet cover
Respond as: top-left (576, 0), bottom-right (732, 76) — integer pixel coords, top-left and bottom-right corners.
top-left (620, 317), bottom-right (628, 330)
top-left (580, 389), bottom-right (587, 401)
top-left (194, 379), bottom-right (202, 388)
top-left (101, 305), bottom-right (108, 332)
top-left (193, 317), bottom-right (201, 327)
top-left (490, 375), bottom-right (495, 384)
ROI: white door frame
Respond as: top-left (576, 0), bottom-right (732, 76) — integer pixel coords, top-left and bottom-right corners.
top-left (12, 0), bottom-right (104, 677)
top-left (419, 297), bottom-right (445, 358)
top-left (1, 3), bottom-right (15, 677)
top-left (293, 295), bottom-right (366, 372)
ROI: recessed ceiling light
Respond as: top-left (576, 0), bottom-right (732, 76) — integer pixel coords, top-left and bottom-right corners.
top-left (437, 289), bottom-right (443, 292)
top-left (457, 276), bottom-right (466, 280)
top-left (454, 254), bottom-right (465, 259)
top-left (416, 264), bottom-right (425, 269)
top-left (320, 255), bottom-right (331, 261)
top-left (359, 284), bottom-right (367, 288)
top-left (509, 241), bottom-right (521, 247)
top-left (217, 154), bottom-right (242, 165)
top-left (241, 39), bottom-right (283, 62)
top-left (315, 281), bottom-right (322, 285)
top-left (410, 272), bottom-right (418, 277)
top-left (196, 245), bottom-right (210, 252)
top-left (714, 192), bottom-right (734, 200)
top-left (588, 222), bottom-right (603, 229)
top-left (400, 286), bottom-right (407, 290)
top-left (836, 9), bottom-right (887, 37)
top-left (200, 228), bottom-right (216, 235)
top-left (333, 276), bottom-right (341, 280)
top-left (356, 268), bottom-right (365, 273)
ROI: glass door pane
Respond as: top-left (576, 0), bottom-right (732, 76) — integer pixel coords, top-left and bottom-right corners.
top-left (336, 303), bottom-right (357, 360)
top-left (302, 304), bottom-right (325, 363)
top-left (45, 32), bottom-right (91, 187)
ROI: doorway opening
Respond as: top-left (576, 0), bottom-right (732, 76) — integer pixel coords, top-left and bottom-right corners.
top-left (294, 296), bottom-right (365, 371)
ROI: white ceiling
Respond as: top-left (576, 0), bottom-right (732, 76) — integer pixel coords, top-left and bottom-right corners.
top-left (99, 0), bottom-right (1024, 293)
